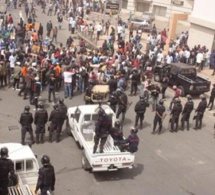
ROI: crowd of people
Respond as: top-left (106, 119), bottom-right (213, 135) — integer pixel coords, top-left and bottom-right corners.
top-left (1, 0), bottom-right (215, 193)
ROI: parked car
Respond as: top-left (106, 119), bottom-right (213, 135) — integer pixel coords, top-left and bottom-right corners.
top-left (141, 12), bottom-right (155, 23)
top-left (153, 63), bottom-right (211, 96)
top-left (130, 17), bottom-right (150, 31)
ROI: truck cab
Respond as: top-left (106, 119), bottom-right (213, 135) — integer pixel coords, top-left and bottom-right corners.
top-left (0, 143), bottom-right (39, 195)
top-left (154, 63), bottom-right (211, 96)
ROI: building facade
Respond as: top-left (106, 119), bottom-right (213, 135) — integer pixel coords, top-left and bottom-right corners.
top-left (188, 0), bottom-right (215, 51)
top-left (123, 0), bottom-right (194, 18)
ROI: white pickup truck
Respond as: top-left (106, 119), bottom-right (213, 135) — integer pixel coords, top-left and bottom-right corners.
top-left (0, 143), bottom-right (49, 195)
top-left (66, 104), bottom-right (135, 172)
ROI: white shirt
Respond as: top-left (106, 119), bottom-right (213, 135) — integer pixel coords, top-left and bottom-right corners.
top-left (166, 55), bottom-right (173, 64)
top-left (157, 53), bottom-right (163, 62)
top-left (9, 55), bottom-right (16, 68)
top-left (63, 71), bottom-right (73, 83)
top-left (196, 52), bottom-right (203, 63)
top-left (117, 25), bottom-right (123, 34)
top-left (96, 24), bottom-right (102, 32)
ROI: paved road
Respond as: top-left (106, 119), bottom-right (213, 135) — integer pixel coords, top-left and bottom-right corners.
top-left (1, 3), bottom-right (215, 195)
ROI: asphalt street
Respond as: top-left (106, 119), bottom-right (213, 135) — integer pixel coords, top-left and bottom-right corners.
top-left (0, 3), bottom-right (215, 195)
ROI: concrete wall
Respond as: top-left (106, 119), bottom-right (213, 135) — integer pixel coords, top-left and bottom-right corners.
top-left (188, 23), bottom-right (214, 51)
top-left (152, 0), bottom-right (193, 17)
top-left (188, 0), bottom-right (215, 52)
top-left (191, 0), bottom-right (215, 23)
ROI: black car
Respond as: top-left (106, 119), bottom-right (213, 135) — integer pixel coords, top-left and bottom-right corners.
top-left (153, 63), bottom-right (211, 96)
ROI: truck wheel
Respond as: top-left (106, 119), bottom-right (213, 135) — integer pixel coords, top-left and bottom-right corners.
top-left (178, 86), bottom-right (185, 97)
top-left (81, 151), bottom-right (91, 171)
top-left (66, 119), bottom-right (72, 136)
top-left (154, 73), bottom-right (160, 82)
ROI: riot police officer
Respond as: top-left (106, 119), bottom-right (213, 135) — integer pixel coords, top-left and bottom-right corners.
top-left (152, 99), bottom-right (166, 134)
top-left (107, 75), bottom-right (117, 94)
top-left (34, 102), bottom-right (48, 144)
top-left (134, 95), bottom-right (149, 129)
top-left (194, 94), bottom-right (207, 130)
top-left (130, 69), bottom-right (139, 96)
top-left (58, 98), bottom-right (68, 133)
top-left (0, 147), bottom-right (15, 195)
top-left (110, 120), bottom-right (123, 141)
top-left (170, 98), bottom-right (183, 132)
top-left (180, 95), bottom-right (194, 131)
top-left (48, 104), bottom-right (61, 142)
top-left (35, 155), bottom-right (55, 195)
top-left (19, 106), bottom-right (35, 145)
top-left (93, 109), bottom-right (112, 153)
top-left (116, 88), bottom-right (128, 125)
top-left (109, 92), bottom-right (118, 113)
top-left (122, 127), bottom-right (139, 153)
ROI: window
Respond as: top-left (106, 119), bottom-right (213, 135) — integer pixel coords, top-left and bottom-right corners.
top-left (15, 160), bottom-right (34, 171)
top-left (16, 161), bottom-right (24, 171)
top-left (92, 114), bottom-right (99, 121)
top-left (26, 160), bottom-right (33, 171)
top-left (170, 66), bottom-right (178, 75)
top-left (153, 5), bottom-right (167, 17)
top-left (84, 114), bottom-right (91, 121)
top-left (180, 68), bottom-right (196, 75)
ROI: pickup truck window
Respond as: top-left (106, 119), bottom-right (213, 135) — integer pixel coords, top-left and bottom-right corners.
top-left (84, 114), bottom-right (91, 121)
top-left (180, 68), bottom-right (196, 75)
top-left (15, 160), bottom-right (34, 171)
top-left (170, 66), bottom-right (178, 75)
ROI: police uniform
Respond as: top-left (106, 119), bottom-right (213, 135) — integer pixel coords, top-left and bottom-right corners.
top-left (153, 101), bottom-right (166, 134)
top-left (134, 97), bottom-right (149, 128)
top-left (93, 111), bottom-right (112, 153)
top-left (130, 70), bottom-right (139, 96)
top-left (170, 100), bottom-right (182, 132)
top-left (194, 98), bottom-right (207, 129)
top-left (0, 149), bottom-right (14, 195)
top-left (35, 164), bottom-right (55, 195)
top-left (48, 106), bottom-right (61, 142)
top-left (58, 102), bottom-right (68, 133)
top-left (34, 107), bottom-right (48, 144)
top-left (116, 91), bottom-right (128, 124)
top-left (107, 76), bottom-right (117, 94)
top-left (19, 108), bottom-right (35, 144)
top-left (125, 130), bottom-right (139, 153)
top-left (180, 99), bottom-right (194, 130)
top-left (109, 93), bottom-right (118, 113)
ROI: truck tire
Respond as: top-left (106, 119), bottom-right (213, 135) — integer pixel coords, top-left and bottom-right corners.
top-left (81, 150), bottom-right (91, 171)
top-left (178, 86), bottom-right (185, 97)
top-left (66, 119), bottom-right (72, 136)
top-left (154, 73), bottom-right (161, 82)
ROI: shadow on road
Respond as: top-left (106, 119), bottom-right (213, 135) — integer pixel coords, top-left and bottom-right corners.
top-left (93, 163), bottom-right (144, 181)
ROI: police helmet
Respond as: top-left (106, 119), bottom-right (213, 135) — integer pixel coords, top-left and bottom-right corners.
top-left (41, 155), bottom-right (50, 165)
top-left (131, 127), bottom-right (138, 134)
top-left (98, 109), bottom-right (105, 116)
top-left (139, 95), bottom-right (144, 101)
top-left (175, 98), bottom-right (181, 103)
top-left (59, 98), bottom-right (64, 104)
top-left (116, 88), bottom-right (123, 94)
top-left (24, 105), bottom-right (30, 111)
top-left (159, 99), bottom-right (164, 105)
top-left (115, 120), bottom-right (121, 127)
top-left (38, 102), bottom-right (44, 108)
top-left (53, 104), bottom-right (59, 110)
top-left (186, 94), bottom-right (192, 100)
top-left (200, 94), bottom-right (206, 100)
top-left (0, 147), bottom-right (9, 158)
